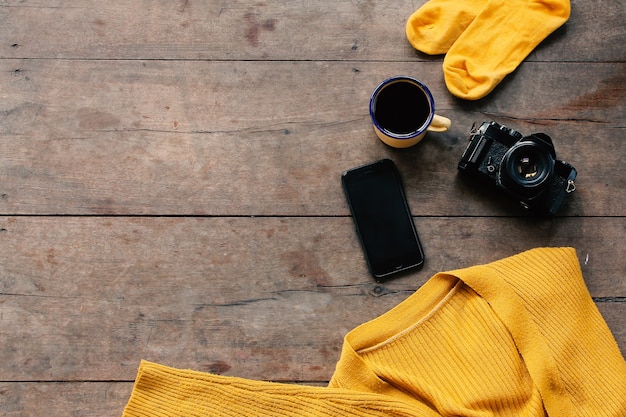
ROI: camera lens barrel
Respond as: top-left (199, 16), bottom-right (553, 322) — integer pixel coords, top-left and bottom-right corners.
top-left (500, 141), bottom-right (555, 196)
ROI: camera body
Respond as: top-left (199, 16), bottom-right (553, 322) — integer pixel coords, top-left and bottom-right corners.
top-left (458, 122), bottom-right (577, 215)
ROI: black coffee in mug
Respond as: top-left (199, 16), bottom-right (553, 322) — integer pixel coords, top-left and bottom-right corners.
top-left (369, 76), bottom-right (450, 148)
top-left (372, 81), bottom-right (431, 135)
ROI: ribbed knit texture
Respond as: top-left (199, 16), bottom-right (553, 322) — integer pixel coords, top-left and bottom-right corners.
top-left (123, 248), bottom-right (626, 416)
top-left (442, 0), bottom-right (571, 99)
top-left (122, 361), bottom-right (437, 417)
top-left (406, 0), bottom-right (487, 55)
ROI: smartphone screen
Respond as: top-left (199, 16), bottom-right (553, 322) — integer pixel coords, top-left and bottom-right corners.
top-left (342, 159), bottom-right (424, 280)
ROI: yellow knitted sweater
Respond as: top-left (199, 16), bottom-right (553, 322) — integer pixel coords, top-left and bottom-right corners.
top-left (122, 248), bottom-right (626, 416)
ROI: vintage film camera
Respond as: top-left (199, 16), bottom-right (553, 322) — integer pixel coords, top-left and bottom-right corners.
top-left (458, 122), bottom-right (577, 215)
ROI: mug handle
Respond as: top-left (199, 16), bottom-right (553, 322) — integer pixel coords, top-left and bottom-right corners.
top-left (427, 114), bottom-right (451, 133)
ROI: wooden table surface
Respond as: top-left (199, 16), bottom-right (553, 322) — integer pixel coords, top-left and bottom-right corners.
top-left (1, 1), bottom-right (624, 415)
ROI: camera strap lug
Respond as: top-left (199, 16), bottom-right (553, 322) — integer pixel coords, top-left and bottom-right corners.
top-left (566, 179), bottom-right (576, 193)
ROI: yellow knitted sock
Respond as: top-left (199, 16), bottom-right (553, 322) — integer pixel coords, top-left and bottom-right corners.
top-left (406, 0), bottom-right (488, 55)
top-left (442, 0), bottom-right (571, 99)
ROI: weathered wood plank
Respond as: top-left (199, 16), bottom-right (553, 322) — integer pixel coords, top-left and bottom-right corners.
top-left (3, 60), bottom-right (622, 135)
top-left (0, 382), bottom-right (133, 417)
top-left (1, 216), bottom-right (624, 382)
top-left (1, 1), bottom-right (624, 416)
top-left (5, 290), bottom-right (626, 417)
top-left (0, 125), bottom-right (621, 216)
top-left (1, 60), bottom-right (624, 216)
top-left (1, 0), bottom-right (623, 62)
top-left (0, 380), bottom-right (320, 417)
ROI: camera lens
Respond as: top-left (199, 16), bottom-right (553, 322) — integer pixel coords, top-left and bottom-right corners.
top-left (501, 141), bottom-right (554, 196)
top-left (516, 156), bottom-right (540, 179)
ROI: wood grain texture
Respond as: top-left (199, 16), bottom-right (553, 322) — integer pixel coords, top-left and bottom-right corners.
top-left (1, 59), bottom-right (624, 215)
top-left (0, 0), bottom-right (623, 61)
top-left (1, 216), bottom-right (624, 383)
top-left (1, 0), bottom-right (624, 416)
top-left (0, 382), bottom-right (133, 417)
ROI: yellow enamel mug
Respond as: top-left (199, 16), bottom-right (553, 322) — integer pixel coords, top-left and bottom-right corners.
top-left (370, 76), bottom-right (451, 148)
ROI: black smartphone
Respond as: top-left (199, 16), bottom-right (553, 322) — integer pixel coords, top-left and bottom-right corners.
top-left (342, 158), bottom-right (424, 280)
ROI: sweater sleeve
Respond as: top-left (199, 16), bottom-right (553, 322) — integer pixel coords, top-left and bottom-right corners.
top-left (450, 247), bottom-right (626, 417)
top-left (122, 360), bottom-right (440, 417)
